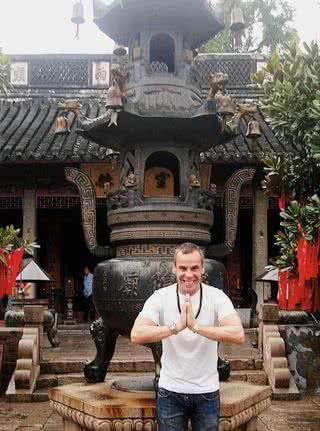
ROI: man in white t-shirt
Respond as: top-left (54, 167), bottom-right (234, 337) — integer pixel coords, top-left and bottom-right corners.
top-left (131, 242), bottom-right (244, 431)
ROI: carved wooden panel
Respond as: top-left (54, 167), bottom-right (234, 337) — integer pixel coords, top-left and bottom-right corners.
top-left (224, 167), bottom-right (256, 250)
top-left (144, 167), bottom-right (174, 197)
top-left (46, 217), bottom-right (61, 290)
top-left (200, 160), bottom-right (212, 191)
top-left (81, 162), bottom-right (120, 198)
top-left (64, 167), bottom-right (97, 253)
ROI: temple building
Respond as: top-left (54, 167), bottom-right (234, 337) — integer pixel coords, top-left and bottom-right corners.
top-left (0, 51), bottom-right (296, 317)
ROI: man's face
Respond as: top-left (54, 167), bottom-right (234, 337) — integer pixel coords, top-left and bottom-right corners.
top-left (84, 267), bottom-right (89, 276)
top-left (174, 250), bottom-right (203, 295)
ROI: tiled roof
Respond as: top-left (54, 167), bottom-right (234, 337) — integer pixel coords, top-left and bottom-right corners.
top-left (0, 98), bottom-right (300, 163)
top-left (206, 110), bottom-right (302, 162)
top-left (0, 99), bottom-right (114, 163)
top-left (0, 52), bottom-right (298, 163)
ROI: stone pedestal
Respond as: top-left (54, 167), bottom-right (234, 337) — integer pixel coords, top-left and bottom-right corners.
top-left (49, 379), bottom-right (271, 431)
top-left (64, 298), bottom-right (77, 325)
top-left (5, 300), bottom-right (59, 348)
top-left (24, 305), bottom-right (44, 361)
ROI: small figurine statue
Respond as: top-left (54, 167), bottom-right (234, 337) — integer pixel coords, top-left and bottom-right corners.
top-left (209, 183), bottom-right (217, 195)
top-left (124, 170), bottom-right (137, 189)
top-left (58, 99), bottom-right (81, 117)
top-left (189, 173), bottom-right (201, 189)
top-left (155, 171), bottom-right (170, 188)
top-left (106, 64), bottom-right (129, 109)
top-left (207, 72), bottom-right (228, 100)
top-left (106, 64), bottom-right (129, 127)
top-left (197, 191), bottom-right (215, 211)
top-left (103, 181), bottom-right (112, 198)
top-left (207, 72), bottom-right (236, 117)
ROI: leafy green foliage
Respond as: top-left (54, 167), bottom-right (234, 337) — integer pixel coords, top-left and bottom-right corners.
top-left (201, 0), bottom-right (296, 53)
top-left (252, 41), bottom-right (320, 273)
top-left (252, 41), bottom-right (320, 161)
top-left (262, 152), bottom-right (320, 200)
top-left (274, 196), bottom-right (320, 271)
top-left (0, 225), bottom-right (39, 265)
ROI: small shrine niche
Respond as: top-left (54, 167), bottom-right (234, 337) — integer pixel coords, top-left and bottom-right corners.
top-left (150, 33), bottom-right (175, 73)
top-left (144, 151), bottom-right (179, 197)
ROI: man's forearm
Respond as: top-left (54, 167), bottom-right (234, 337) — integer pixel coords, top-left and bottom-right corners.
top-left (131, 325), bottom-right (173, 344)
top-left (192, 324), bottom-right (245, 344)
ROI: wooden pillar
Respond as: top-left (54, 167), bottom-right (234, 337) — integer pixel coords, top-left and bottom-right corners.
top-left (23, 188), bottom-right (37, 298)
top-left (23, 188), bottom-right (37, 249)
top-left (252, 189), bottom-right (269, 306)
top-left (46, 215), bottom-right (62, 305)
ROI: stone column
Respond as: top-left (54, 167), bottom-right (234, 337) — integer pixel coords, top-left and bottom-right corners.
top-left (252, 189), bottom-right (269, 306)
top-left (24, 305), bottom-right (44, 362)
top-left (23, 188), bottom-right (37, 298)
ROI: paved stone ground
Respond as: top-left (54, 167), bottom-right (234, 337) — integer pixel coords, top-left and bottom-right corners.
top-left (0, 400), bottom-right (60, 431)
top-left (42, 329), bottom-right (259, 362)
top-left (257, 394), bottom-right (320, 431)
top-left (2, 331), bottom-right (319, 430)
top-left (42, 332), bottom-right (152, 362)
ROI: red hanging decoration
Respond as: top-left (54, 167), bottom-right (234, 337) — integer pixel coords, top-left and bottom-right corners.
top-left (0, 247), bottom-right (24, 298)
top-left (278, 192), bottom-right (292, 211)
top-left (278, 270), bottom-right (300, 310)
top-left (296, 228), bottom-right (320, 312)
top-left (0, 252), bottom-right (8, 298)
top-left (278, 193), bottom-right (286, 211)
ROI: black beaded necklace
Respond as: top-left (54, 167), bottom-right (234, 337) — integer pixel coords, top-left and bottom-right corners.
top-left (176, 283), bottom-right (203, 319)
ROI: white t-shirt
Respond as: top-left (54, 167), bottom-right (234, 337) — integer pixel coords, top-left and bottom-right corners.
top-left (139, 283), bottom-right (236, 394)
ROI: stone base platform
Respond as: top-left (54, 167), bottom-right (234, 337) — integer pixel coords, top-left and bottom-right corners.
top-left (49, 378), bottom-right (271, 431)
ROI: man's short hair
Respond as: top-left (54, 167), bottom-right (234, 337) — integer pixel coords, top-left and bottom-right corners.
top-left (173, 242), bottom-right (204, 265)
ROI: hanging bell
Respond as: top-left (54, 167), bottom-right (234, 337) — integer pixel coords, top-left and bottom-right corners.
top-left (230, 7), bottom-right (245, 32)
top-left (216, 94), bottom-right (235, 116)
top-left (71, 1), bottom-right (85, 39)
top-left (71, 1), bottom-right (85, 25)
top-left (54, 115), bottom-right (69, 135)
top-left (246, 119), bottom-right (262, 139)
top-left (113, 43), bottom-right (127, 57)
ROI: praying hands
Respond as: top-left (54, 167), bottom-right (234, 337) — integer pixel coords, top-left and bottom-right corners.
top-left (175, 294), bottom-right (199, 333)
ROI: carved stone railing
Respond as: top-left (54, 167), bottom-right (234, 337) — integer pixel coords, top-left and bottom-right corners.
top-left (14, 327), bottom-right (40, 392)
top-left (263, 324), bottom-right (291, 391)
top-left (258, 303), bottom-right (301, 399)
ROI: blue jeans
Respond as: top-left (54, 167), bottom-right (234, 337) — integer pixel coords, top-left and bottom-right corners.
top-left (156, 387), bottom-right (220, 431)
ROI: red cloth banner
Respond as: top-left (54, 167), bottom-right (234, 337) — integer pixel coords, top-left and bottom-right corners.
top-left (278, 230), bottom-right (320, 312)
top-left (0, 248), bottom-right (24, 297)
top-left (278, 270), bottom-right (300, 310)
